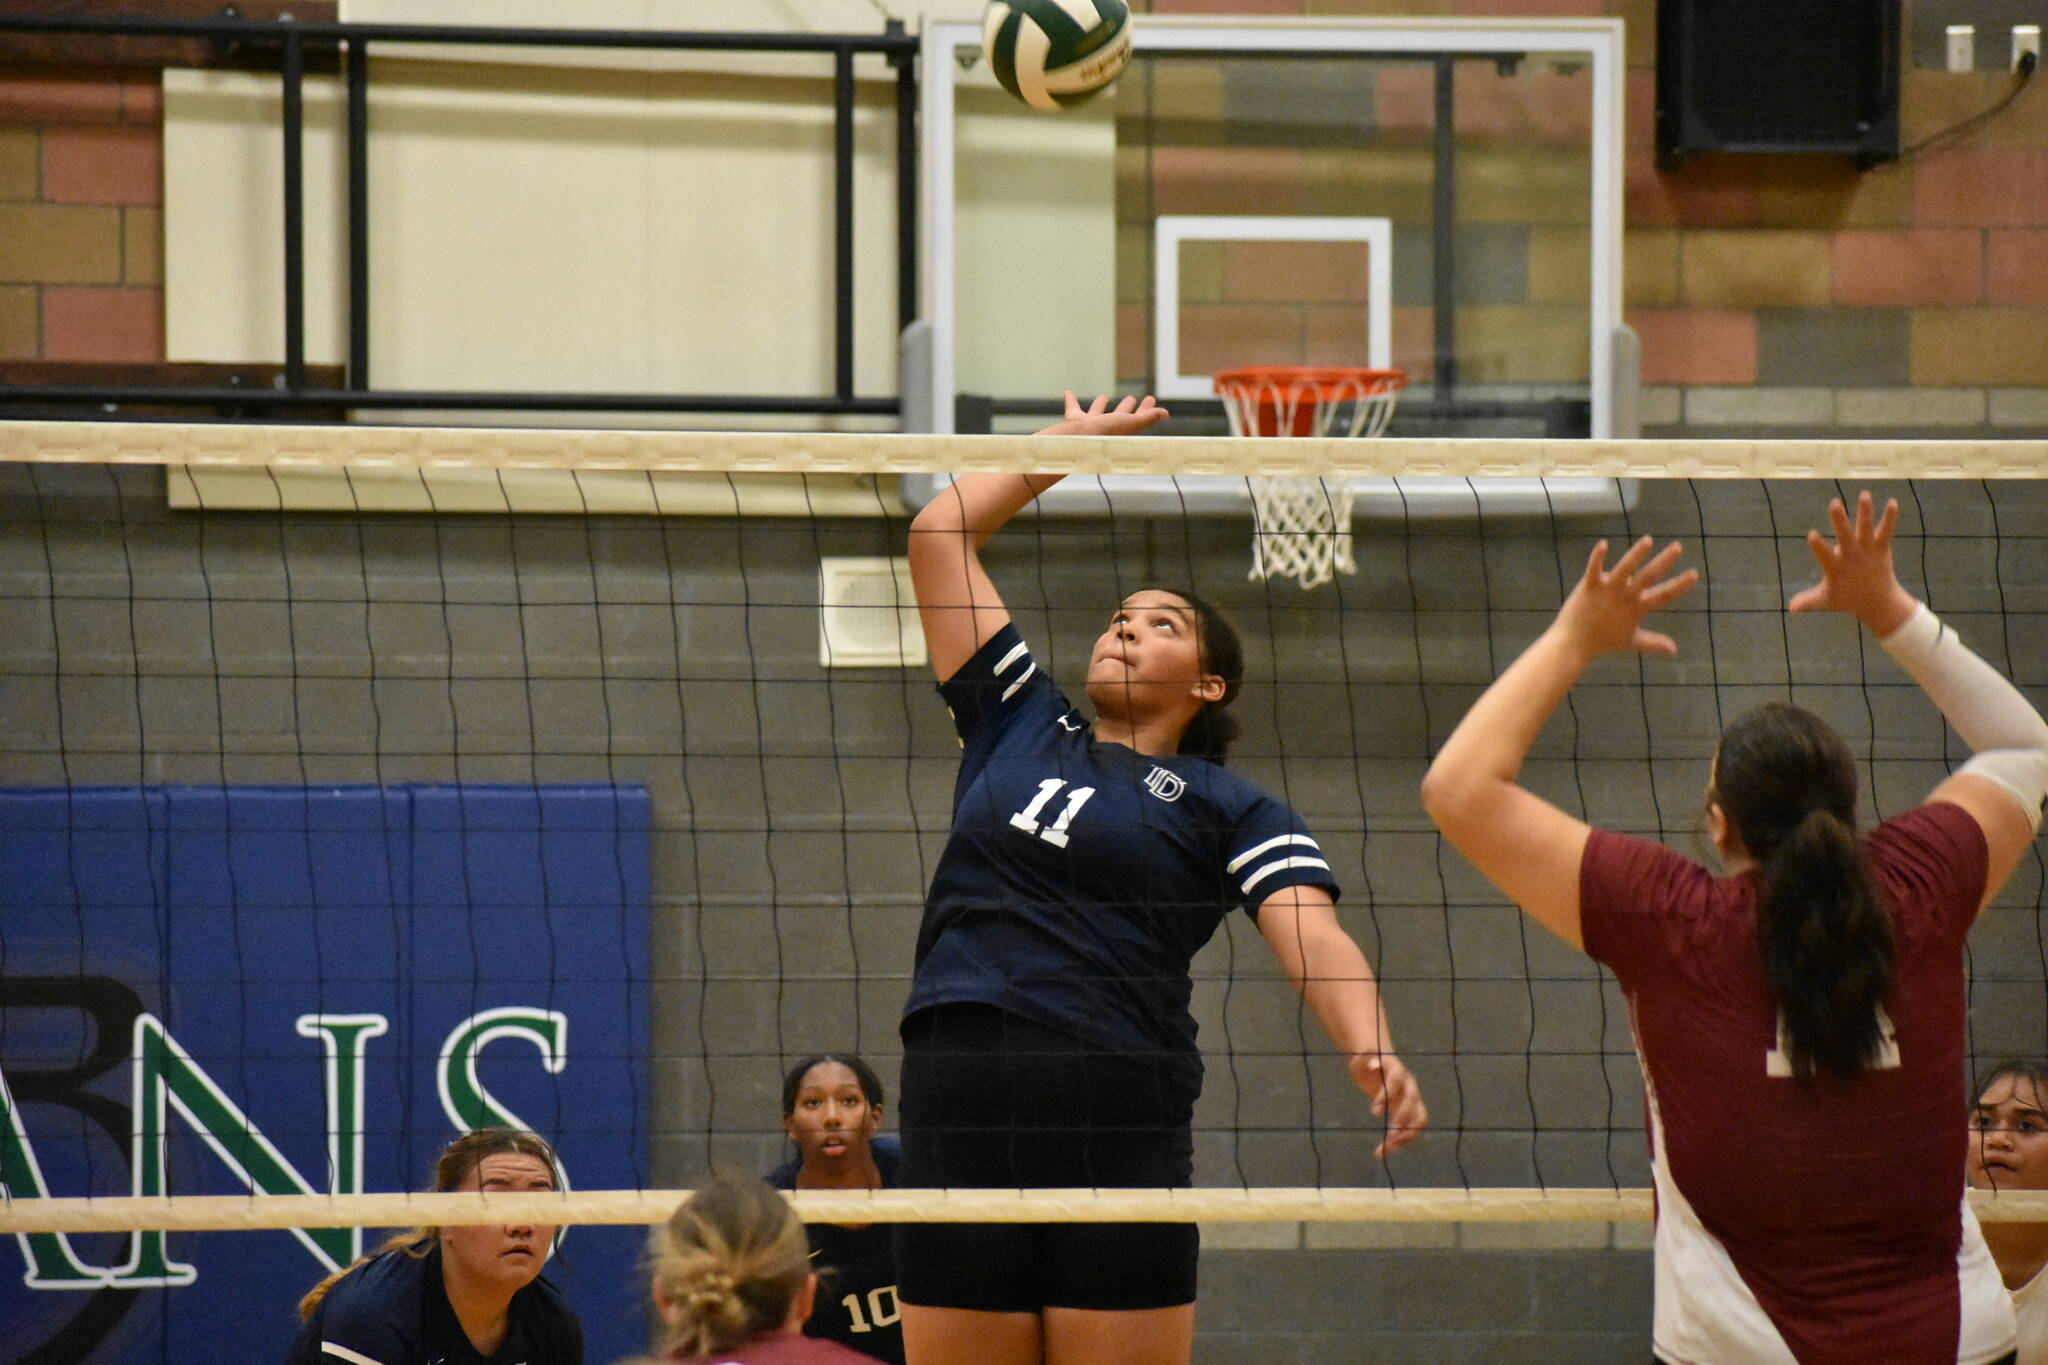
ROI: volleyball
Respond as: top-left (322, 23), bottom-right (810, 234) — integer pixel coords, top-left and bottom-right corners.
top-left (981, 0), bottom-right (1133, 113)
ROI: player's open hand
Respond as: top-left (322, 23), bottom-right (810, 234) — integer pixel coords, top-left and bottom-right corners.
top-left (1555, 535), bottom-right (1697, 660)
top-left (1349, 1051), bottom-right (1428, 1158)
top-left (1788, 491), bottom-right (1918, 636)
top-left (1037, 391), bottom-right (1170, 438)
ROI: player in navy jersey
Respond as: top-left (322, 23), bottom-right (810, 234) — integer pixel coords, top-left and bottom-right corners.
top-left (285, 1127), bottom-right (583, 1365)
top-left (1423, 492), bottom-right (2048, 1365)
top-left (767, 1054), bottom-right (904, 1364)
top-left (896, 392), bottom-right (1427, 1365)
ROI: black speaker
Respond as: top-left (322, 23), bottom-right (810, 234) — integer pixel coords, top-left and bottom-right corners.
top-left (1657, 0), bottom-right (1901, 167)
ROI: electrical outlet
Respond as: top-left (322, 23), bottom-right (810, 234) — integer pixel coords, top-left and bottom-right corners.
top-left (2015, 25), bottom-right (2041, 71)
top-left (1948, 24), bottom-right (1976, 73)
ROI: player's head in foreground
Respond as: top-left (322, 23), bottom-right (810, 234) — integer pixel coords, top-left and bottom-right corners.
top-left (649, 1172), bottom-right (816, 1360)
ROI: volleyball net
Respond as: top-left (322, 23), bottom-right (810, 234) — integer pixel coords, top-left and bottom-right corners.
top-left (4, 421), bottom-right (2047, 1258)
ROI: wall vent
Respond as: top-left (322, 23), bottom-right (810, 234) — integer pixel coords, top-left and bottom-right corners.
top-left (818, 556), bottom-right (925, 669)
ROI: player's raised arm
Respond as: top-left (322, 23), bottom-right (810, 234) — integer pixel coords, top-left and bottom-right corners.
top-left (1789, 491), bottom-right (2048, 910)
top-left (906, 392), bottom-right (1167, 683)
top-left (1420, 535), bottom-right (1697, 948)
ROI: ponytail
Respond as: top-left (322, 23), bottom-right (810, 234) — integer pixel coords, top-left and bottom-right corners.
top-left (1715, 703), bottom-right (1894, 1084)
top-left (1178, 703), bottom-right (1239, 764)
top-left (298, 1230), bottom-right (433, 1320)
top-left (1755, 806), bottom-right (1895, 1082)
top-left (651, 1172), bottom-right (810, 1359)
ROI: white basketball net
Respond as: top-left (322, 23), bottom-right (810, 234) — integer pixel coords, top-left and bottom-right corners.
top-left (1247, 476), bottom-right (1359, 591)
top-left (1217, 369), bottom-right (1404, 591)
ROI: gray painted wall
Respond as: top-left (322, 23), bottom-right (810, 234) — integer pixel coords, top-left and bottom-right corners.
top-left (3, 466), bottom-right (2043, 1357)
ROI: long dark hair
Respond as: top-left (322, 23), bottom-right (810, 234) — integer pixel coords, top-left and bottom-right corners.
top-left (1142, 585), bottom-right (1244, 764)
top-left (780, 1053), bottom-right (884, 1115)
top-left (1713, 703), bottom-right (1893, 1084)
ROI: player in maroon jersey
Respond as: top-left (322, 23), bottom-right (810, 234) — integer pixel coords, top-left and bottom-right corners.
top-left (1423, 491), bottom-right (2047, 1365)
top-left (644, 1173), bottom-right (879, 1365)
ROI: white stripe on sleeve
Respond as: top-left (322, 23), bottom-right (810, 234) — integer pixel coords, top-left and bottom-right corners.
top-left (1226, 833), bottom-right (1319, 874)
top-left (321, 1344), bottom-right (388, 1365)
top-left (999, 662), bottom-right (1037, 702)
top-left (994, 640), bottom-right (1030, 675)
top-left (1241, 856), bottom-right (1332, 896)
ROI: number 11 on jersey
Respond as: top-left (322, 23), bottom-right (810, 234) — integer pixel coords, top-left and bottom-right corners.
top-left (1009, 779), bottom-right (1096, 848)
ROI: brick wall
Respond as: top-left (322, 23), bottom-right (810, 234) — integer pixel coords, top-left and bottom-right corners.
top-left (1118, 47), bottom-right (1598, 389)
top-left (1628, 33), bottom-right (2048, 433)
top-left (1130, 0), bottom-right (2048, 436)
top-left (0, 64), bottom-right (163, 363)
top-left (6, 3), bottom-right (2043, 430)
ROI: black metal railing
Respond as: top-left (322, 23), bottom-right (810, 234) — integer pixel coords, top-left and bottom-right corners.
top-left (0, 11), bottom-right (919, 418)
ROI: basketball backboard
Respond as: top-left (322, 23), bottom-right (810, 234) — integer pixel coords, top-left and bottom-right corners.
top-left (919, 15), bottom-right (1626, 444)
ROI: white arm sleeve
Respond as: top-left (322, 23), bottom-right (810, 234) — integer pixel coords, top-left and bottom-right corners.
top-left (1878, 603), bottom-right (2048, 831)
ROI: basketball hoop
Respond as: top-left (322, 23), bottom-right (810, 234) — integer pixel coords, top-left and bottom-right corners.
top-left (1213, 365), bottom-right (1407, 590)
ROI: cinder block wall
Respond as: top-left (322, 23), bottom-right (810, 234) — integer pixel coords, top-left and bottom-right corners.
top-left (1195, 1235), bottom-right (1654, 1364)
top-left (5, 470), bottom-right (2042, 1357)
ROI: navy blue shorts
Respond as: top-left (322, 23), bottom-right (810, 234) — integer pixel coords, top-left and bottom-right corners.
top-left (894, 1003), bottom-right (1199, 1313)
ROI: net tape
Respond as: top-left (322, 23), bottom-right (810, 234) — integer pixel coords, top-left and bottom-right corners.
top-left (6, 1188), bottom-right (2048, 1232)
top-left (1, 420), bottom-right (2046, 478)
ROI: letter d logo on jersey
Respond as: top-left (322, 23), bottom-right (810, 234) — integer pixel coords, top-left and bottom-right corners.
top-left (1143, 766), bottom-right (1186, 803)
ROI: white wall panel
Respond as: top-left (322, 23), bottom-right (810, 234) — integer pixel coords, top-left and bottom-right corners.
top-left (164, 4), bottom-right (1114, 432)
